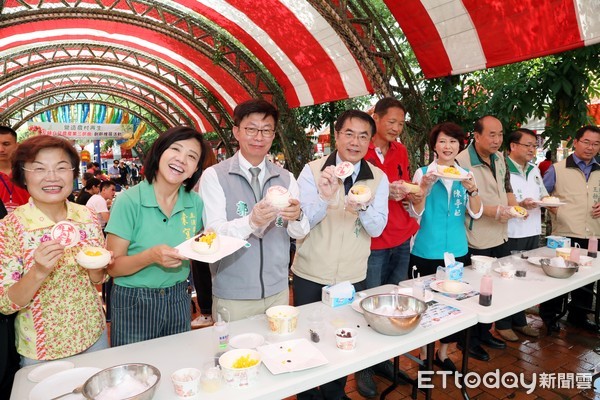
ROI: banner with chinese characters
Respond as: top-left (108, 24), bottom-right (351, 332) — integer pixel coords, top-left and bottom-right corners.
top-left (29, 123), bottom-right (133, 140)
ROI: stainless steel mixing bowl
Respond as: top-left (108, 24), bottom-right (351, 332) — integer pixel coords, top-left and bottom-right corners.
top-left (82, 363), bottom-right (160, 400)
top-left (360, 293), bottom-right (427, 336)
top-left (540, 258), bottom-right (579, 279)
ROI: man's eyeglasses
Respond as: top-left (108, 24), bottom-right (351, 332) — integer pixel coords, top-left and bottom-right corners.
top-left (578, 140), bottom-right (600, 149)
top-left (22, 166), bottom-right (75, 176)
top-left (244, 127), bottom-right (276, 138)
top-left (339, 130), bottom-right (371, 143)
top-left (514, 142), bottom-right (537, 149)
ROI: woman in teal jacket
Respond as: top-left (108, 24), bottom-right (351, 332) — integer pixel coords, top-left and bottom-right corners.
top-left (409, 122), bottom-right (482, 371)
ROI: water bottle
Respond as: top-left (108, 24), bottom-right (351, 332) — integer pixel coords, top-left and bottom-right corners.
top-left (589, 236), bottom-right (598, 258)
top-left (479, 274), bottom-right (493, 306)
top-left (412, 273), bottom-right (426, 301)
top-left (436, 266), bottom-right (446, 281)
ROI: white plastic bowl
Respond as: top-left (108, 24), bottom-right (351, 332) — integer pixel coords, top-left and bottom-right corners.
top-left (218, 349), bottom-right (261, 388)
top-left (471, 256), bottom-right (495, 273)
top-left (266, 305), bottom-right (299, 335)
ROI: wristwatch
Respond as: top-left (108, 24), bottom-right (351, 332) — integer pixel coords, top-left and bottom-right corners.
top-left (358, 204), bottom-right (369, 212)
top-left (296, 209), bottom-right (304, 221)
top-left (468, 189), bottom-right (479, 197)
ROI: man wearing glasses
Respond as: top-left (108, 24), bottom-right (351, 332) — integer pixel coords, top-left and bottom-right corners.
top-left (199, 99), bottom-right (309, 321)
top-left (494, 128), bottom-right (547, 341)
top-left (292, 110), bottom-right (389, 400)
top-left (541, 125), bottom-right (600, 332)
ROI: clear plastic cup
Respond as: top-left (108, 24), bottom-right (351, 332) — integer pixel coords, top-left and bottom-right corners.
top-left (308, 308), bottom-right (326, 343)
top-left (200, 360), bottom-right (222, 393)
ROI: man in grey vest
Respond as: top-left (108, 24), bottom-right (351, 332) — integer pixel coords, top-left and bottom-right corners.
top-left (541, 125), bottom-right (600, 332)
top-left (200, 99), bottom-right (309, 321)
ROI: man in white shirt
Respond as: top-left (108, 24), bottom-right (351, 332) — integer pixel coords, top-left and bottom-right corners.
top-left (292, 110), bottom-right (389, 400)
top-left (199, 99), bottom-right (309, 322)
top-left (495, 128), bottom-right (546, 341)
top-left (86, 180), bottom-right (116, 228)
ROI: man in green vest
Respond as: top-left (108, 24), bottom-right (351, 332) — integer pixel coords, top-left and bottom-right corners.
top-left (541, 125), bottom-right (600, 332)
top-left (455, 115), bottom-right (519, 362)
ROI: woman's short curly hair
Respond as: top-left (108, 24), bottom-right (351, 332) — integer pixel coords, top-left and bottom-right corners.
top-left (429, 122), bottom-right (466, 153)
top-left (12, 135), bottom-right (80, 189)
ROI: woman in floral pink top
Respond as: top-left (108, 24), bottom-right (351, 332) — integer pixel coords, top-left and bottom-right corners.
top-left (0, 136), bottom-right (108, 366)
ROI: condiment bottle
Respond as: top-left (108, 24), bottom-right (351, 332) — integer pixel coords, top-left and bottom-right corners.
top-left (479, 274), bottom-right (492, 306)
top-left (213, 313), bottom-right (229, 356)
top-left (589, 236), bottom-right (598, 258)
top-left (570, 244), bottom-right (581, 263)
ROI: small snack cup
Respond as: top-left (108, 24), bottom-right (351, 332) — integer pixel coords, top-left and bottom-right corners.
top-left (171, 367), bottom-right (201, 398)
top-left (335, 328), bottom-right (357, 351)
top-left (497, 267), bottom-right (516, 279)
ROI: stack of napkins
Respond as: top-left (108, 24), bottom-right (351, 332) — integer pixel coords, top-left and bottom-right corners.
top-left (547, 236), bottom-right (571, 249)
top-left (322, 281), bottom-right (355, 307)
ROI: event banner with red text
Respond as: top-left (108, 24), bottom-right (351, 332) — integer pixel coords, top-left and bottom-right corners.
top-left (29, 123), bottom-right (133, 140)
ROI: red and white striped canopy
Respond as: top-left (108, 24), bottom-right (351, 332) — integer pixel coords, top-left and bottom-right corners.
top-left (1, 0), bottom-right (598, 132)
top-left (386, 0), bottom-right (600, 78)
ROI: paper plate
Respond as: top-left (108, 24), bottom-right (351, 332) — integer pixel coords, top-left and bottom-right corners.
top-left (350, 298), bottom-right (364, 314)
top-left (257, 338), bottom-right (328, 375)
top-left (527, 257), bottom-right (544, 266)
top-left (431, 171), bottom-right (468, 181)
top-left (29, 367), bottom-right (100, 400)
top-left (534, 200), bottom-right (566, 207)
top-left (229, 333), bottom-right (265, 349)
top-left (429, 280), bottom-right (473, 295)
top-left (176, 234), bottom-right (248, 263)
top-left (27, 360), bottom-right (75, 382)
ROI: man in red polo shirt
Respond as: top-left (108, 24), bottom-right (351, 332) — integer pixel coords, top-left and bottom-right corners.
top-left (0, 126), bottom-right (29, 213)
top-left (354, 98), bottom-right (421, 398)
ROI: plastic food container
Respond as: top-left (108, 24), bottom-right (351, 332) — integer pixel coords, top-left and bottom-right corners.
top-left (218, 349), bottom-right (261, 388)
top-left (266, 305), bottom-right (299, 335)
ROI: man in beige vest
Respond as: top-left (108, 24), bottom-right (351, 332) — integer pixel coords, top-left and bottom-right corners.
top-left (540, 125), bottom-right (600, 332)
top-left (455, 115), bottom-right (519, 362)
top-left (292, 109), bottom-right (389, 400)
